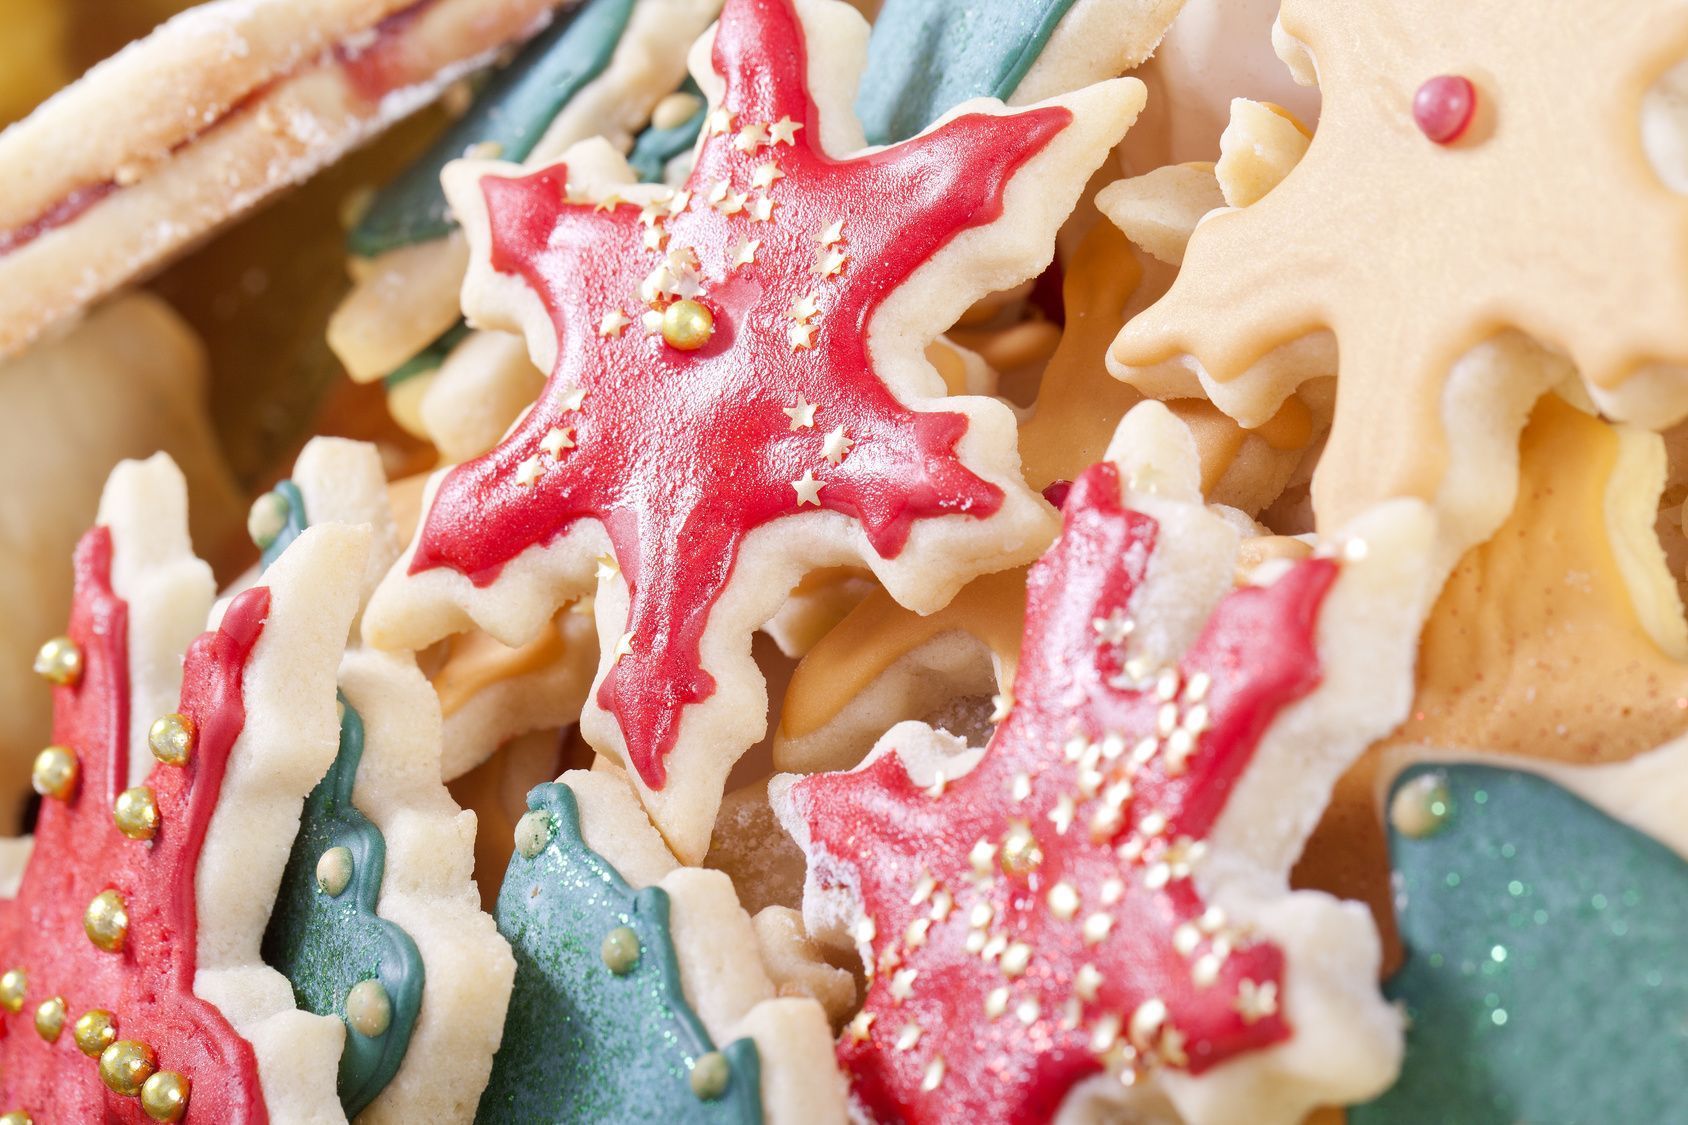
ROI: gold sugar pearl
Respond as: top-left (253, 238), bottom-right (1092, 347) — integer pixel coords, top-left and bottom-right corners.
top-left (661, 299), bottom-right (715, 352)
top-left (100, 1039), bottom-right (157, 1097)
top-left (316, 846), bottom-right (353, 897)
top-left (0, 968), bottom-right (25, 1013)
top-left (148, 713), bottom-right (195, 767)
top-left (33, 635), bottom-right (82, 685)
top-left (246, 490), bottom-right (292, 551)
top-left (514, 811), bottom-right (555, 860)
top-left (31, 746), bottom-right (78, 801)
top-left (1390, 773), bottom-right (1454, 839)
top-left (999, 824), bottom-right (1043, 877)
top-left (33, 995), bottom-right (65, 1042)
top-left (689, 1051), bottom-right (732, 1100)
top-left (600, 926), bottom-right (641, 975)
top-left (85, 890), bottom-right (129, 953)
top-left (114, 787), bottom-right (160, 841)
top-left (0, 1111), bottom-right (32, 1125)
top-left (74, 1009), bottom-right (118, 1057)
top-left (140, 1071), bottom-right (191, 1122)
top-left (345, 979), bottom-right (392, 1038)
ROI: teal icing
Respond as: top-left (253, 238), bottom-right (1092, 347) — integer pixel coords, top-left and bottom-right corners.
top-left (384, 320), bottom-right (472, 388)
top-left (258, 483), bottom-right (425, 1118)
top-left (476, 783), bottom-right (762, 1123)
top-left (259, 480), bottom-right (309, 570)
top-left (1354, 764), bottom-right (1688, 1124)
top-left (855, 0), bottom-right (1081, 145)
top-left (628, 78), bottom-right (708, 183)
top-left (349, 0), bottom-right (638, 258)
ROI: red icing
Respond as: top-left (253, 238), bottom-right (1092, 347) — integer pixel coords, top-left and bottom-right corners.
top-left (337, 0), bottom-right (441, 104)
top-left (1413, 75), bottom-right (1476, 144)
top-left (410, 0), bottom-right (1072, 786)
top-left (792, 464), bottom-right (1338, 1122)
top-left (0, 528), bottom-right (270, 1121)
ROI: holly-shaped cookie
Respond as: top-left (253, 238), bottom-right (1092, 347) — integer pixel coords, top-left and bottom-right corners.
top-left (775, 403), bottom-right (1438, 1123)
top-left (252, 437), bottom-right (518, 1121)
top-left (0, 455), bottom-right (368, 1121)
top-left (364, 0), bottom-right (1144, 862)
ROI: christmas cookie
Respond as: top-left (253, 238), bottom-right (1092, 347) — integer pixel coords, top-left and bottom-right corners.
top-left (0, 453), bottom-right (368, 1120)
top-left (0, 293), bottom-right (243, 812)
top-left (363, 0), bottom-right (1145, 863)
top-left (1111, 1), bottom-right (1688, 540)
top-left (772, 401), bottom-right (1439, 1123)
top-left (249, 437), bottom-right (517, 1121)
top-left (478, 767), bottom-right (848, 1121)
top-left (0, 0), bottom-right (587, 361)
top-left (1353, 751), bottom-right (1688, 1123)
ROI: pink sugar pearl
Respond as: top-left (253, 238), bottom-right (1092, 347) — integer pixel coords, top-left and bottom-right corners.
top-left (1414, 75), bottom-right (1477, 144)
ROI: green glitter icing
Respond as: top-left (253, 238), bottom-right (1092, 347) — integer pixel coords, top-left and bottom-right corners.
top-left (855, 0), bottom-right (1080, 145)
top-left (628, 78), bottom-right (708, 183)
top-left (258, 480), bottom-right (309, 570)
top-left (349, 0), bottom-right (637, 258)
top-left (261, 696), bottom-right (425, 1116)
top-left (1355, 764), bottom-right (1688, 1124)
top-left (385, 320), bottom-right (472, 388)
top-left (476, 783), bottom-right (762, 1123)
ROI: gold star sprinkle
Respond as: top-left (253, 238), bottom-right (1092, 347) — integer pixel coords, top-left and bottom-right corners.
top-left (749, 195), bottom-right (776, 222)
top-left (612, 632), bottom-right (635, 663)
top-left (706, 108), bottom-right (736, 135)
top-left (783, 395), bottom-right (818, 430)
top-left (751, 162), bottom-right (784, 190)
top-left (845, 1010), bottom-right (875, 1042)
top-left (889, 968), bottom-right (918, 1000)
top-left (514, 456), bottom-right (544, 487)
top-left (541, 427), bottom-right (575, 458)
top-left (666, 190), bottom-right (692, 217)
top-left (989, 691), bottom-right (1013, 722)
top-left (791, 470), bottom-right (824, 506)
top-left (556, 385), bottom-right (588, 411)
top-left (788, 322), bottom-right (817, 351)
top-left (816, 218), bottom-right (845, 246)
top-left (598, 309), bottom-right (632, 338)
top-left (595, 555), bottom-right (620, 581)
top-left (593, 193), bottom-right (625, 213)
top-left (768, 116), bottom-right (803, 146)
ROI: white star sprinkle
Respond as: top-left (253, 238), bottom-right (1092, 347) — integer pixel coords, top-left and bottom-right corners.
top-left (788, 293), bottom-right (820, 323)
top-left (612, 631), bottom-right (635, 663)
top-left (541, 427), bottom-right (575, 457)
top-left (751, 162), bottom-right (784, 190)
top-left (792, 470), bottom-right (824, 506)
top-left (730, 238), bottom-right (761, 270)
top-left (1233, 979), bottom-right (1279, 1024)
top-left (784, 396), bottom-right (818, 430)
top-left (748, 195), bottom-right (776, 223)
top-left (706, 108), bottom-right (736, 135)
top-left (815, 218), bottom-right (845, 246)
top-left (768, 116), bottom-right (803, 146)
top-left (595, 555), bottom-right (620, 581)
top-left (556, 385), bottom-right (587, 411)
top-left (734, 122), bottom-right (770, 152)
top-left (514, 456), bottom-right (544, 487)
top-left (788, 322), bottom-right (817, 351)
top-left (821, 426), bottom-right (854, 463)
top-left (813, 248), bottom-right (848, 277)
top-left (598, 310), bottom-right (632, 338)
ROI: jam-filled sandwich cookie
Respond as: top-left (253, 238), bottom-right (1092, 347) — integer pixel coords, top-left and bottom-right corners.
top-left (478, 767), bottom-right (849, 1122)
top-left (0, 0), bottom-right (600, 361)
top-left (0, 453), bottom-right (368, 1120)
top-left (247, 436), bottom-right (518, 1122)
top-left (773, 402), bottom-right (1440, 1124)
top-left (362, 0), bottom-right (1147, 864)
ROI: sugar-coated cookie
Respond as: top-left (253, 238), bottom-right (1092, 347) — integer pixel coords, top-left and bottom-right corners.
top-left (773, 402), bottom-right (1439, 1123)
top-left (363, 0), bottom-right (1145, 863)
top-left (0, 0), bottom-right (587, 360)
top-left (0, 454), bottom-right (368, 1120)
